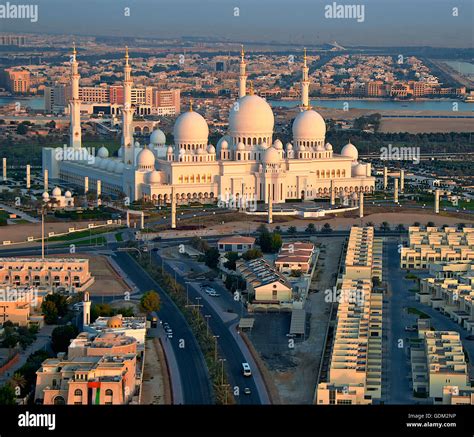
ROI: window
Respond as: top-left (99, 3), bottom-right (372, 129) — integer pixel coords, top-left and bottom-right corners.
top-left (74, 389), bottom-right (82, 396)
top-left (105, 389), bottom-right (113, 396)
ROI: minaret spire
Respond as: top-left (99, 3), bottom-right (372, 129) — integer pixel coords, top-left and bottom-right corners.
top-left (69, 42), bottom-right (82, 149)
top-left (122, 46), bottom-right (135, 165)
top-left (301, 47), bottom-right (310, 110)
top-left (238, 44), bottom-right (247, 98)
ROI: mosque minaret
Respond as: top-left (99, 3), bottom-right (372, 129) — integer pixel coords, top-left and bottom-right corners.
top-left (42, 46), bottom-right (375, 205)
top-left (238, 45), bottom-right (247, 99)
top-left (69, 43), bottom-right (82, 149)
top-left (122, 46), bottom-right (135, 166)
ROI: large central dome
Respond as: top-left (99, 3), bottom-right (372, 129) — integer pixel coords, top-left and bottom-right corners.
top-left (229, 95), bottom-right (274, 137)
top-left (292, 109), bottom-right (326, 142)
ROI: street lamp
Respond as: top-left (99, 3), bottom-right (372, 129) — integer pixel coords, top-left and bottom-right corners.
top-left (204, 314), bottom-right (211, 336)
top-left (213, 335), bottom-right (219, 361)
top-left (218, 358), bottom-right (226, 386)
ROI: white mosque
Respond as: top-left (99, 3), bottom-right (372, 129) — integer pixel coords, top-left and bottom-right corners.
top-left (42, 46), bottom-right (375, 205)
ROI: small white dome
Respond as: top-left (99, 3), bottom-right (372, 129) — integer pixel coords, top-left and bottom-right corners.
top-left (325, 142), bottom-right (333, 151)
top-left (42, 192), bottom-right (49, 200)
top-left (167, 146), bottom-right (173, 154)
top-left (52, 186), bottom-right (61, 197)
top-left (179, 148), bottom-right (186, 155)
top-left (298, 144), bottom-right (306, 151)
top-left (134, 141), bottom-right (141, 148)
top-left (173, 110), bottom-right (209, 145)
top-left (263, 146), bottom-right (281, 164)
top-left (197, 147), bottom-right (206, 155)
top-left (352, 162), bottom-right (367, 177)
top-left (208, 145), bottom-right (216, 154)
top-left (341, 141), bottom-right (358, 161)
top-left (236, 142), bottom-right (246, 151)
top-left (99, 159), bottom-right (109, 170)
top-left (146, 170), bottom-right (162, 184)
top-left (259, 141), bottom-right (270, 150)
top-left (273, 139), bottom-right (283, 150)
top-left (286, 142), bottom-right (293, 151)
top-left (150, 128), bottom-right (166, 146)
top-left (97, 146), bottom-right (109, 159)
top-left (106, 160), bottom-right (116, 172)
top-left (220, 139), bottom-right (229, 150)
top-left (316, 144), bottom-right (325, 152)
top-left (65, 190), bottom-right (72, 198)
top-left (137, 147), bottom-right (156, 170)
top-left (115, 162), bottom-right (124, 173)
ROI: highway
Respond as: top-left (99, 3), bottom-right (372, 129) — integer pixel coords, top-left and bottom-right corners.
top-left (105, 252), bottom-right (214, 405)
top-left (152, 250), bottom-right (267, 405)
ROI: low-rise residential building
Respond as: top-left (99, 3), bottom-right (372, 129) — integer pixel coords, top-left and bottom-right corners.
top-left (236, 258), bottom-right (293, 310)
top-left (275, 242), bottom-right (315, 275)
top-left (0, 258), bottom-right (94, 292)
top-left (401, 227), bottom-right (474, 269)
top-left (316, 382), bottom-right (372, 405)
top-left (217, 236), bottom-right (255, 256)
top-left (411, 331), bottom-right (469, 403)
top-left (34, 331), bottom-right (140, 405)
top-left (442, 385), bottom-right (474, 405)
top-left (0, 286), bottom-right (45, 327)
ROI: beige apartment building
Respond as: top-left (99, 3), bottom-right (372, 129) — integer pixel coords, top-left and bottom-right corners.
top-left (411, 331), bottom-right (469, 403)
top-left (316, 226), bottom-right (383, 405)
top-left (400, 227), bottom-right (474, 270)
top-left (343, 226), bottom-right (383, 281)
top-left (35, 331), bottom-right (139, 405)
top-left (0, 258), bottom-right (94, 292)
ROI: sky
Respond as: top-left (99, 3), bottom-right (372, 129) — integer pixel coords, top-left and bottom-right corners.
top-left (1, 0), bottom-right (473, 48)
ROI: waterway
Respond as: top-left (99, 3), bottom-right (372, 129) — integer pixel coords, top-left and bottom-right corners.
top-left (269, 98), bottom-right (474, 113)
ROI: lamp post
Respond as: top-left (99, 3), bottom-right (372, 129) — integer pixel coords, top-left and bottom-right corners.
top-left (213, 335), bottom-right (219, 361)
top-left (205, 314), bottom-right (211, 336)
top-left (218, 358), bottom-right (226, 386)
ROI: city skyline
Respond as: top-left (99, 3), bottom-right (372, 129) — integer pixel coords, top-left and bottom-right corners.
top-left (0, 0), bottom-right (472, 48)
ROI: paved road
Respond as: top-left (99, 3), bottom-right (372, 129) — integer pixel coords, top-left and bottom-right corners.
top-left (152, 250), bottom-right (268, 404)
top-left (112, 252), bottom-right (213, 405)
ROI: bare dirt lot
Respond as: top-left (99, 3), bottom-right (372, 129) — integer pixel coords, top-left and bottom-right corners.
top-left (248, 237), bottom-right (344, 404)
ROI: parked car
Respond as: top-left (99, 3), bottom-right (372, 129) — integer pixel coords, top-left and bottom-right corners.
top-left (243, 388), bottom-right (251, 395)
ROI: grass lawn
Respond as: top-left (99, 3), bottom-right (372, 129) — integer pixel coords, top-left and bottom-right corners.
top-left (407, 307), bottom-right (430, 319)
top-left (48, 227), bottom-right (113, 242)
top-left (115, 232), bottom-right (123, 242)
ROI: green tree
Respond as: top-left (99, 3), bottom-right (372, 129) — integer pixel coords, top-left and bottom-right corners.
top-left (287, 226), bottom-right (297, 234)
top-left (322, 223), bottom-right (332, 233)
top-left (51, 325), bottom-right (79, 353)
top-left (242, 248), bottom-right (263, 261)
top-left (223, 252), bottom-right (239, 271)
top-left (270, 233), bottom-right (283, 253)
top-left (204, 247), bottom-right (220, 269)
top-left (41, 300), bottom-right (58, 324)
top-left (16, 123), bottom-right (28, 135)
top-left (0, 383), bottom-right (16, 405)
top-left (140, 290), bottom-right (161, 313)
top-left (90, 303), bottom-right (113, 322)
top-left (305, 223), bottom-right (316, 234)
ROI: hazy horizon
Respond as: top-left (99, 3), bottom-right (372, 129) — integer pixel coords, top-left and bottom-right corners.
top-left (0, 0), bottom-right (473, 48)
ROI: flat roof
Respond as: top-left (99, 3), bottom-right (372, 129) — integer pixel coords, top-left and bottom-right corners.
top-left (289, 309), bottom-right (306, 335)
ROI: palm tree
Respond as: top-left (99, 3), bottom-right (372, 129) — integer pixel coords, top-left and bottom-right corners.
top-left (9, 373), bottom-right (26, 395)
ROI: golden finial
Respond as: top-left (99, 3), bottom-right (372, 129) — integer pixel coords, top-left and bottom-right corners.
top-left (189, 99), bottom-right (193, 111)
top-left (249, 81), bottom-right (254, 95)
top-left (303, 47), bottom-right (307, 64)
top-left (72, 41), bottom-right (76, 56)
top-left (125, 46), bottom-right (129, 58)
top-left (241, 44), bottom-right (245, 60)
